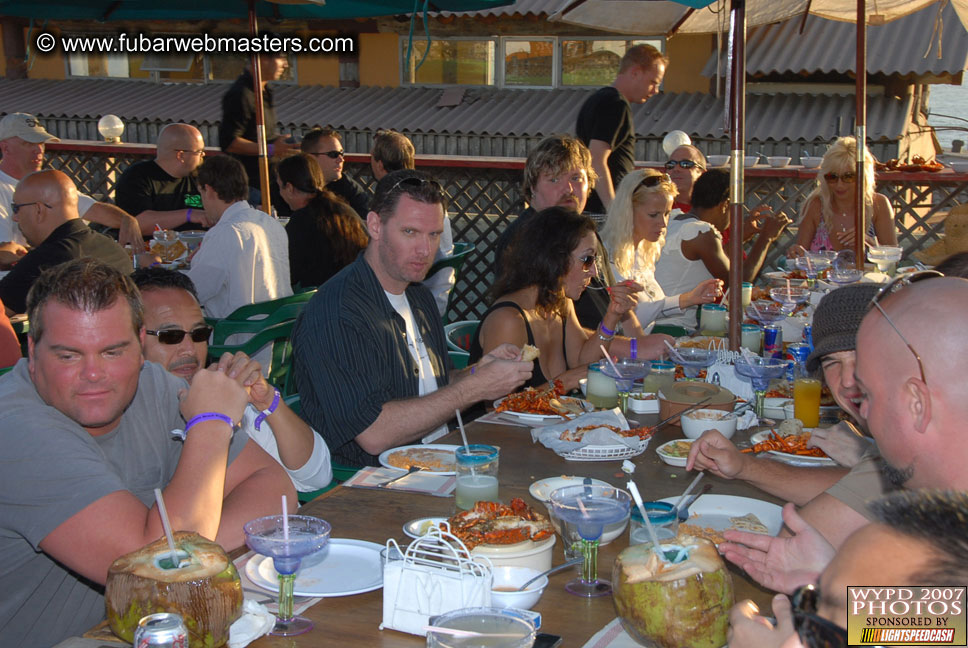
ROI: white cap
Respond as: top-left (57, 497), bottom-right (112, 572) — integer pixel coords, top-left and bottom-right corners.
top-left (0, 113), bottom-right (58, 143)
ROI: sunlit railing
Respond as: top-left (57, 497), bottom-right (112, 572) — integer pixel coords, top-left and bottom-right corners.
top-left (46, 141), bottom-right (968, 322)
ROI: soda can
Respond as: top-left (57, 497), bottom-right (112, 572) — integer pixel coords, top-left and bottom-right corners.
top-left (785, 342), bottom-right (811, 381)
top-left (763, 324), bottom-right (783, 359)
top-left (802, 323), bottom-right (814, 353)
top-left (134, 613), bottom-right (188, 648)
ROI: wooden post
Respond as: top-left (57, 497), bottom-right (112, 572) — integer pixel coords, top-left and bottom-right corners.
top-left (727, 0), bottom-right (746, 350)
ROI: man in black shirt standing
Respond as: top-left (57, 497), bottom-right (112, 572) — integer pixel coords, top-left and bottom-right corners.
top-left (576, 44), bottom-right (667, 215)
top-left (0, 170), bottom-right (130, 314)
top-left (301, 127), bottom-right (369, 218)
top-left (219, 53), bottom-right (297, 191)
top-left (115, 124), bottom-right (211, 235)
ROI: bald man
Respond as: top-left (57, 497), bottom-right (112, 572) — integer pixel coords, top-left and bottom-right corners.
top-left (0, 170), bottom-right (131, 314)
top-left (115, 123), bottom-right (214, 235)
top-left (665, 144), bottom-right (706, 213)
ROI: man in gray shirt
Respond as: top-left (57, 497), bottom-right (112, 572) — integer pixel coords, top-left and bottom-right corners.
top-left (0, 258), bottom-right (295, 647)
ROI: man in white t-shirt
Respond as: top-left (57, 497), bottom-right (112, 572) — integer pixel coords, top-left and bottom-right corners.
top-left (0, 113), bottom-right (142, 265)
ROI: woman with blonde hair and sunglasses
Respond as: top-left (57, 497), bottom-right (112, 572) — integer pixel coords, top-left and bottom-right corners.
top-left (787, 136), bottom-right (898, 257)
top-left (601, 169), bottom-right (724, 335)
top-left (469, 207), bottom-right (672, 392)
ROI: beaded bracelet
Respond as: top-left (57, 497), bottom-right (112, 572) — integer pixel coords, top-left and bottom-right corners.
top-left (630, 337), bottom-right (638, 359)
top-left (171, 412), bottom-right (234, 440)
top-left (254, 388), bottom-right (281, 431)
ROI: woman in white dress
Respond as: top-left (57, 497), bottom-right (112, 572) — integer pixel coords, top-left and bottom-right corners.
top-left (600, 169), bottom-right (722, 335)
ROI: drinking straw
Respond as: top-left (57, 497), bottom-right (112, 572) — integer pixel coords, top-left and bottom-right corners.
top-left (153, 488), bottom-right (180, 568)
top-left (154, 223), bottom-right (162, 232)
top-left (750, 300), bottom-right (765, 321)
top-left (282, 494), bottom-right (289, 542)
top-left (786, 278), bottom-right (792, 293)
top-left (663, 340), bottom-right (687, 364)
top-left (599, 344), bottom-right (623, 379)
top-left (455, 409), bottom-right (475, 477)
top-left (423, 627), bottom-right (520, 638)
top-left (673, 472), bottom-right (705, 516)
top-left (626, 480), bottom-right (663, 559)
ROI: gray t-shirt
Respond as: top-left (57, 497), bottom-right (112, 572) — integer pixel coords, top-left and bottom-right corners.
top-left (0, 360), bottom-right (248, 647)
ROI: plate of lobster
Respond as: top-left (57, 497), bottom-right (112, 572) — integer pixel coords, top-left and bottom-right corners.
top-left (875, 156), bottom-right (944, 173)
top-left (494, 382), bottom-right (593, 422)
top-left (746, 429), bottom-right (836, 466)
top-left (444, 498), bottom-right (556, 550)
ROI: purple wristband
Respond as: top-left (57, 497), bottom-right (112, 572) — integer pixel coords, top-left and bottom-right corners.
top-left (254, 388), bottom-right (281, 431)
top-left (267, 143), bottom-right (275, 156)
top-left (185, 412), bottom-right (234, 433)
top-left (599, 323), bottom-right (616, 337)
top-left (630, 337), bottom-right (638, 359)
top-left (470, 366), bottom-right (476, 375)
top-left (185, 207), bottom-right (193, 224)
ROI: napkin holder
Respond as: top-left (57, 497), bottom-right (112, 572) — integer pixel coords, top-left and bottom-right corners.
top-left (381, 524), bottom-right (492, 636)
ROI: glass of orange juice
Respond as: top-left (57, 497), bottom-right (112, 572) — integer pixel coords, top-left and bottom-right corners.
top-left (793, 377), bottom-right (822, 428)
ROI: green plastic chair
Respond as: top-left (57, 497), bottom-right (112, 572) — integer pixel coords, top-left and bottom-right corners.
top-left (208, 319), bottom-right (298, 395)
top-left (220, 290), bottom-right (316, 322)
top-left (211, 302), bottom-right (308, 346)
top-left (449, 349), bottom-right (470, 370)
top-left (426, 242), bottom-right (476, 323)
top-left (444, 319), bottom-right (479, 354)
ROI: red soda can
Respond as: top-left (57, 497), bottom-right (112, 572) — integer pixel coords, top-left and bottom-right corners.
top-left (134, 613), bottom-right (188, 648)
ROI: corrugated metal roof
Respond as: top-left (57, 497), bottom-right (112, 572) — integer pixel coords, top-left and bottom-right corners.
top-left (702, 1), bottom-right (968, 78)
top-left (0, 79), bottom-right (911, 144)
top-left (432, 0), bottom-right (560, 17)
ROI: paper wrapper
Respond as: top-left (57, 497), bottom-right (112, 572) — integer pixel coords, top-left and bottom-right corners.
top-left (530, 409), bottom-right (638, 454)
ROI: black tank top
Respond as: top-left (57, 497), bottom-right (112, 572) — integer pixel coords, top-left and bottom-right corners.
top-left (468, 301), bottom-right (568, 389)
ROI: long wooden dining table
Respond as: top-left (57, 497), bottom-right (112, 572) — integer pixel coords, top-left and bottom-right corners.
top-left (249, 414), bottom-right (784, 647)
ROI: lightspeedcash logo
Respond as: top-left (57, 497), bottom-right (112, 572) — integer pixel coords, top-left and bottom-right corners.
top-left (848, 587), bottom-right (967, 645)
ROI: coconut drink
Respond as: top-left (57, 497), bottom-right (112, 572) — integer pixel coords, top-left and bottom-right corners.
top-left (612, 535), bottom-right (733, 648)
top-left (105, 531), bottom-right (243, 648)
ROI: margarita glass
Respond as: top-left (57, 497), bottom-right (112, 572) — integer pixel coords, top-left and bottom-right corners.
top-left (733, 356), bottom-right (787, 417)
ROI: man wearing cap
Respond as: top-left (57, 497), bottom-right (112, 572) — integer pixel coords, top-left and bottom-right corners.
top-left (687, 283), bottom-right (891, 548)
top-left (0, 113), bottom-right (141, 256)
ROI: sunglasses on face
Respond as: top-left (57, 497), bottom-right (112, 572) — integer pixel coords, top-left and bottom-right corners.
top-left (11, 201), bottom-right (51, 214)
top-left (823, 172), bottom-right (856, 184)
top-left (868, 269), bottom-right (943, 385)
top-left (175, 149), bottom-right (205, 157)
top-left (576, 254), bottom-right (601, 273)
top-left (314, 150), bottom-right (344, 159)
top-left (664, 159), bottom-right (705, 171)
top-left (146, 325), bottom-right (213, 345)
top-left (792, 584), bottom-right (847, 648)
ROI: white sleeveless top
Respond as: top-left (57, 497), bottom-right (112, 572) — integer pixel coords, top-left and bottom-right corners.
top-left (653, 216), bottom-right (717, 329)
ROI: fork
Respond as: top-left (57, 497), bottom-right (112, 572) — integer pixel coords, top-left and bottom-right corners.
top-left (376, 466), bottom-right (421, 488)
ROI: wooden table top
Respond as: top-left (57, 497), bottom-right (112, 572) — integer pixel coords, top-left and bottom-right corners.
top-left (249, 415), bottom-right (782, 647)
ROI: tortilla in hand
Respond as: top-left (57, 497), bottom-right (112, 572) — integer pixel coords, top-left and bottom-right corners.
top-left (521, 344), bottom-right (540, 362)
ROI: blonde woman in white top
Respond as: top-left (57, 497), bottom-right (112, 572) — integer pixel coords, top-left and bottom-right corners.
top-left (601, 169), bottom-right (722, 333)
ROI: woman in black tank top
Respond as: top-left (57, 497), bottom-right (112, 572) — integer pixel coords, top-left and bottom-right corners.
top-left (470, 207), bottom-right (672, 393)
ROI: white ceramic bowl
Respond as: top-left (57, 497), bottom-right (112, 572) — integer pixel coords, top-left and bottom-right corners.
top-left (490, 566), bottom-right (548, 610)
top-left (656, 439), bottom-right (692, 467)
top-left (680, 408), bottom-right (738, 440)
top-left (801, 156), bottom-right (823, 168)
top-left (707, 154), bottom-right (729, 167)
top-left (950, 161), bottom-right (968, 173)
top-left (768, 156), bottom-right (792, 168)
top-left (763, 397), bottom-right (793, 420)
top-left (744, 156), bottom-right (758, 168)
top-left (472, 535), bottom-right (556, 571)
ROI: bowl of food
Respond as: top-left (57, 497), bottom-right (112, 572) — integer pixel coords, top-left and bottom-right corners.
top-left (628, 392), bottom-right (659, 413)
top-left (707, 154), bottom-right (728, 167)
top-left (656, 439), bottom-right (693, 467)
top-left (768, 156), bottom-right (791, 168)
top-left (490, 566), bottom-right (548, 611)
top-left (950, 161), bottom-right (968, 174)
top-left (743, 155), bottom-right (758, 168)
top-left (801, 156), bottom-right (823, 169)
top-left (680, 408), bottom-right (738, 440)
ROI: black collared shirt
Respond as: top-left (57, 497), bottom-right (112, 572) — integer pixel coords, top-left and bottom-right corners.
top-left (0, 220), bottom-right (131, 313)
top-left (292, 254), bottom-right (450, 468)
top-left (115, 160), bottom-right (202, 232)
top-left (219, 69), bottom-right (278, 188)
top-left (326, 175), bottom-right (369, 219)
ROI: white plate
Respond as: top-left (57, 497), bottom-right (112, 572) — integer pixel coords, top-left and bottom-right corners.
top-left (659, 494), bottom-right (783, 536)
top-left (528, 476), bottom-right (612, 503)
top-left (377, 443), bottom-right (460, 475)
top-left (656, 439), bottom-right (693, 467)
top-left (492, 395), bottom-right (593, 422)
top-left (246, 538), bottom-right (383, 597)
top-left (749, 430), bottom-right (837, 466)
top-left (403, 516), bottom-right (447, 539)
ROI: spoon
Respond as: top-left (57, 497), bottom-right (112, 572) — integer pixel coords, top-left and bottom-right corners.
top-left (516, 558), bottom-right (584, 591)
top-left (377, 465), bottom-right (421, 487)
top-left (676, 483), bottom-right (713, 522)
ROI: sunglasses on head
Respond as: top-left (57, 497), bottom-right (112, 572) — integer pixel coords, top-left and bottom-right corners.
top-left (823, 172), bottom-right (856, 184)
top-left (664, 159), bottom-right (705, 171)
top-left (640, 173), bottom-right (672, 189)
top-left (868, 269), bottom-right (943, 385)
top-left (146, 325), bottom-right (213, 345)
top-left (386, 175), bottom-right (446, 199)
top-left (792, 584), bottom-right (847, 648)
top-left (315, 149), bottom-right (344, 159)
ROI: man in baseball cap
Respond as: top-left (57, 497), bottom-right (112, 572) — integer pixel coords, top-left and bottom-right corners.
top-left (0, 112), bottom-right (141, 261)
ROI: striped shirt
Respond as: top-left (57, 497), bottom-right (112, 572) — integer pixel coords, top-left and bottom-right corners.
top-left (292, 254), bottom-right (450, 467)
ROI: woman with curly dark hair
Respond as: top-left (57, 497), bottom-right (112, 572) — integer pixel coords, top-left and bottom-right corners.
top-left (277, 153), bottom-right (369, 288)
top-left (469, 207), bottom-right (671, 391)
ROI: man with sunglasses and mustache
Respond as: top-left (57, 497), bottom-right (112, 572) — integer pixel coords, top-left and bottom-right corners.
top-left (301, 127), bottom-right (370, 219)
top-left (134, 267), bottom-right (331, 493)
top-left (729, 489), bottom-right (968, 648)
top-left (293, 169), bottom-right (533, 468)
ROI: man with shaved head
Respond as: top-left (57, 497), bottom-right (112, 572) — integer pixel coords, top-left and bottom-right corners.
top-left (665, 144), bottom-right (707, 212)
top-left (0, 169), bottom-right (131, 314)
top-left (115, 123), bottom-right (213, 235)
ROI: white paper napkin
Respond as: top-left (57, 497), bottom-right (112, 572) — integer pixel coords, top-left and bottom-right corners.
top-left (228, 600), bottom-right (275, 648)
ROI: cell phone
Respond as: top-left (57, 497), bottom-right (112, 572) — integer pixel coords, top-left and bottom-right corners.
top-left (533, 633), bottom-right (563, 648)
